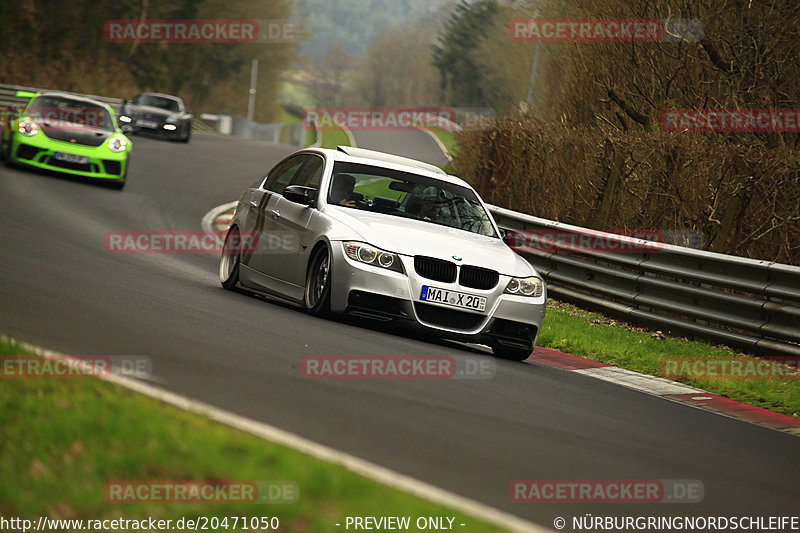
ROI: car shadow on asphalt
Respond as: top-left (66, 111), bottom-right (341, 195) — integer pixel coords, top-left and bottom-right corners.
top-left (4, 160), bottom-right (124, 190)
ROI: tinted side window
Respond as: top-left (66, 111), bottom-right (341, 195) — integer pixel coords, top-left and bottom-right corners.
top-left (289, 155), bottom-right (324, 189)
top-left (264, 156), bottom-right (305, 193)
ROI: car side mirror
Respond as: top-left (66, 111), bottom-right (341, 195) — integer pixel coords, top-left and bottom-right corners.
top-left (283, 185), bottom-right (316, 206)
top-left (502, 228), bottom-right (525, 249)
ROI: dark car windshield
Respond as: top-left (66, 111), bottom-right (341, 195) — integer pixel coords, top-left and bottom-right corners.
top-left (328, 162), bottom-right (497, 237)
top-left (133, 94), bottom-right (181, 112)
top-left (28, 95), bottom-right (114, 131)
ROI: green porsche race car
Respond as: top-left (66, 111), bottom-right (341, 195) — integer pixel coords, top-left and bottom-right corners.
top-left (1, 90), bottom-right (132, 189)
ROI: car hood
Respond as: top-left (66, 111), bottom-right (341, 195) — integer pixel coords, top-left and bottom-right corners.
top-left (39, 122), bottom-right (112, 147)
top-left (325, 207), bottom-right (530, 276)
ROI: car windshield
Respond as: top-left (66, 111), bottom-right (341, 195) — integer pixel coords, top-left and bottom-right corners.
top-left (133, 94), bottom-right (181, 112)
top-left (27, 96), bottom-right (113, 131)
top-left (328, 162), bottom-right (497, 237)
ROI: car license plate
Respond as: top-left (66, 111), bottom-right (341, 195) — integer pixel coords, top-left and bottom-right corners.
top-left (420, 285), bottom-right (487, 312)
top-left (137, 119), bottom-right (158, 129)
top-left (53, 152), bottom-right (89, 164)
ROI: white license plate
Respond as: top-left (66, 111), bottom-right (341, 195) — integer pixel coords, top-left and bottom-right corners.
top-left (53, 152), bottom-right (89, 164)
top-left (420, 285), bottom-right (487, 312)
top-left (137, 119), bottom-right (158, 129)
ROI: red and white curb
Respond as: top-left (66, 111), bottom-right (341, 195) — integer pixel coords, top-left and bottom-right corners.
top-left (201, 201), bottom-right (237, 233)
top-left (531, 347), bottom-right (800, 437)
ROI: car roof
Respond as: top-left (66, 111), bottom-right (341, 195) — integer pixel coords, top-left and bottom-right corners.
top-left (35, 91), bottom-right (112, 109)
top-left (305, 146), bottom-right (471, 188)
top-left (135, 92), bottom-right (183, 101)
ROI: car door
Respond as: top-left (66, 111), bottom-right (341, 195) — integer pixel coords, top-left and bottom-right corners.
top-left (241, 154), bottom-right (306, 295)
top-left (271, 154), bottom-right (325, 291)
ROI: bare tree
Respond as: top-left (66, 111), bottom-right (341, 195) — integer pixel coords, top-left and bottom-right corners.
top-left (350, 17), bottom-right (443, 107)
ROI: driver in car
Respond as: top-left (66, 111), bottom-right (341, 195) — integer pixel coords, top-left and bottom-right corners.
top-left (419, 194), bottom-right (454, 224)
top-left (329, 173), bottom-right (356, 207)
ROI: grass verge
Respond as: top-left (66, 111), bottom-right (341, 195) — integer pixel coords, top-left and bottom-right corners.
top-left (426, 127), bottom-right (458, 160)
top-left (276, 108), bottom-right (317, 147)
top-left (317, 127), bottom-right (351, 149)
top-left (0, 336), bottom-right (507, 532)
top-left (277, 102), bottom-right (349, 149)
top-left (538, 299), bottom-right (800, 418)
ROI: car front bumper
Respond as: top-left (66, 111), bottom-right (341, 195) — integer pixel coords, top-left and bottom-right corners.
top-left (125, 118), bottom-right (185, 140)
top-left (328, 241), bottom-right (546, 348)
top-left (9, 133), bottom-right (129, 180)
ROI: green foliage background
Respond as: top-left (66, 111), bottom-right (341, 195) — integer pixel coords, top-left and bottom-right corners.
top-left (0, 0), bottom-right (296, 122)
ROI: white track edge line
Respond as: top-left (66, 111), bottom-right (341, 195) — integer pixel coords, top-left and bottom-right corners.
top-left (569, 363), bottom-right (800, 436)
top-left (416, 125), bottom-right (453, 165)
top-left (574, 367), bottom-right (704, 395)
top-left (342, 123), bottom-right (356, 147)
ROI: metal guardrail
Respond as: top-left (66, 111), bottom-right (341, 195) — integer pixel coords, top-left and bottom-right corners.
top-left (0, 83), bottom-right (124, 111)
top-left (488, 205), bottom-right (800, 357)
top-left (191, 119), bottom-right (218, 133)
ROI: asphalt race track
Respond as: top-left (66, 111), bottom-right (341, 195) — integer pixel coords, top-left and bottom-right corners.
top-left (350, 129), bottom-right (452, 168)
top-left (1, 133), bottom-right (799, 529)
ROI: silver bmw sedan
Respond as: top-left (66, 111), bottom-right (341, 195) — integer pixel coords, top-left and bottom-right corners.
top-left (219, 146), bottom-right (546, 360)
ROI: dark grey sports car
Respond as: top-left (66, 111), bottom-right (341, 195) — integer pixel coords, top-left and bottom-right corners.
top-left (119, 92), bottom-right (192, 142)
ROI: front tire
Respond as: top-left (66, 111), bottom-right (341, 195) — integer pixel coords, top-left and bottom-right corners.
top-left (219, 226), bottom-right (242, 290)
top-left (304, 246), bottom-right (332, 317)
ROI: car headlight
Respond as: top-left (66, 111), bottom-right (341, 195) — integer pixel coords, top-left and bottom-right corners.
top-left (119, 115), bottom-right (132, 123)
top-left (18, 119), bottom-right (38, 136)
top-left (344, 242), bottom-right (403, 273)
top-left (163, 124), bottom-right (177, 130)
top-left (505, 276), bottom-right (544, 297)
top-left (107, 136), bottom-right (128, 153)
